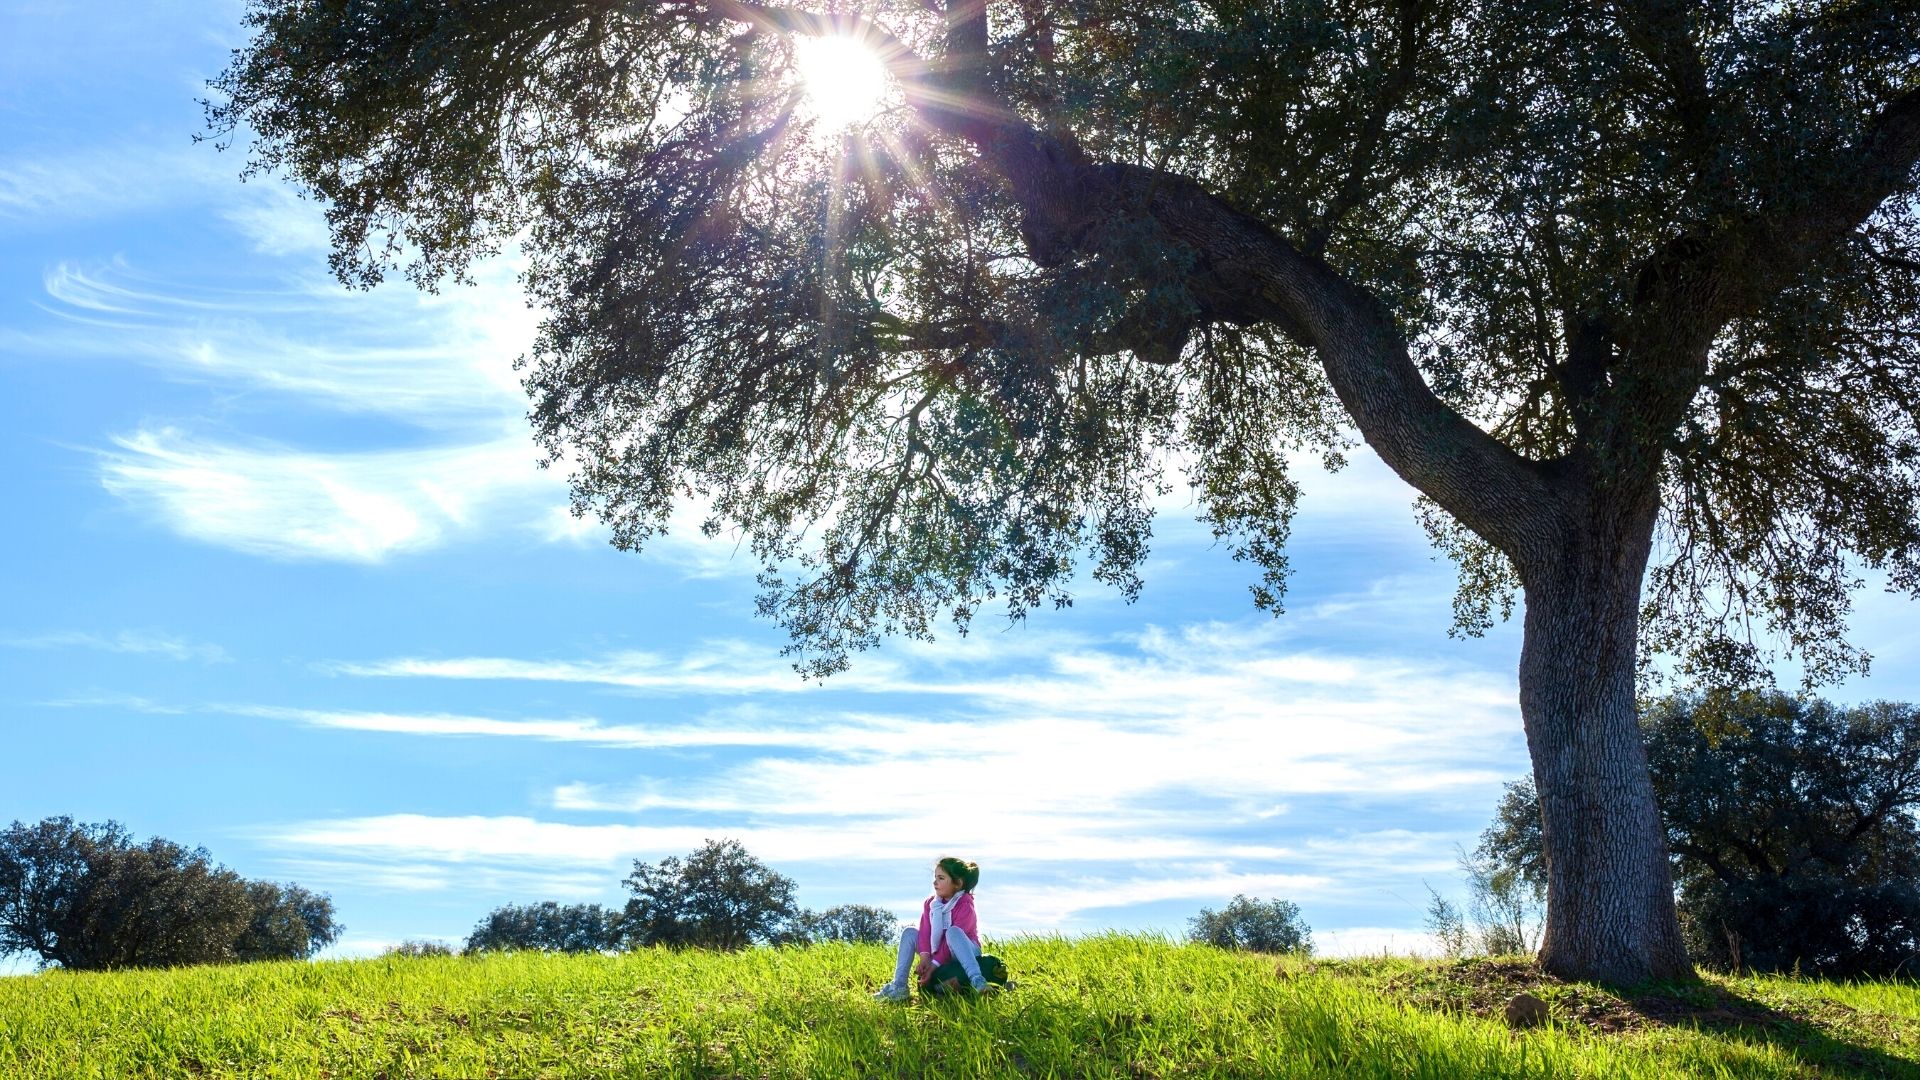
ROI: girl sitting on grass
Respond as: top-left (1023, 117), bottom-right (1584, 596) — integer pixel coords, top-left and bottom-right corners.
top-left (872, 856), bottom-right (988, 1000)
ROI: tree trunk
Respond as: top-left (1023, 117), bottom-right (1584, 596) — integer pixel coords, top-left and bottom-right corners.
top-left (1517, 490), bottom-right (1692, 984)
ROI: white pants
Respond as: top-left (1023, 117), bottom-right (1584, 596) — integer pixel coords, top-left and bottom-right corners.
top-left (889, 926), bottom-right (984, 988)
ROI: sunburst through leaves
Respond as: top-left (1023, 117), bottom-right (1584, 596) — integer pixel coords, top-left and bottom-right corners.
top-left (791, 33), bottom-right (891, 132)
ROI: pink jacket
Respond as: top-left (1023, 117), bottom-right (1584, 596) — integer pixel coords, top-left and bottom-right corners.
top-left (915, 890), bottom-right (980, 975)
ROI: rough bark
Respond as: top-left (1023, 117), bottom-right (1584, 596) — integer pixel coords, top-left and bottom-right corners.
top-left (1514, 479), bottom-right (1692, 982)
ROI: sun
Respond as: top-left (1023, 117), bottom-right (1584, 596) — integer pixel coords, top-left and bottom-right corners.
top-left (791, 33), bottom-right (892, 132)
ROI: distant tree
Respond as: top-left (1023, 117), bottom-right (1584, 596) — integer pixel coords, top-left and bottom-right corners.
top-left (792, 904), bottom-right (898, 946)
top-left (0, 817), bottom-right (340, 970)
top-left (465, 901), bottom-right (623, 953)
top-left (1188, 895), bottom-right (1312, 955)
top-left (623, 839), bottom-right (799, 950)
top-left (1483, 693), bottom-right (1920, 976)
top-left (384, 940), bottom-right (457, 958)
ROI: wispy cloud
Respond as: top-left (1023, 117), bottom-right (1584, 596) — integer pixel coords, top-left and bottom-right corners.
top-left (25, 249), bottom-right (566, 562)
top-left (994, 872), bottom-right (1335, 927)
top-left (218, 184), bottom-right (332, 257)
top-left (0, 143), bottom-right (225, 225)
top-left (326, 642), bottom-right (905, 694)
top-left (262, 813), bottom-right (1295, 875)
top-left (266, 857), bottom-right (613, 901)
top-left (35, 257), bottom-right (531, 425)
top-left (99, 426), bottom-right (555, 562)
top-left (35, 692), bottom-right (191, 714)
top-left (2, 629), bottom-right (228, 663)
top-left (329, 618), bottom-right (1514, 731)
top-left (228, 703), bottom-right (920, 753)
top-left (298, 623), bottom-right (1523, 821)
top-left (16, 253), bottom-right (768, 570)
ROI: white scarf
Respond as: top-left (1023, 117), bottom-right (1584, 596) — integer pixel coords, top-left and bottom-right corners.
top-left (929, 891), bottom-right (965, 942)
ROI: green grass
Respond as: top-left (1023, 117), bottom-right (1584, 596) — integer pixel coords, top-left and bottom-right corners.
top-left (2, 935), bottom-right (1917, 1078)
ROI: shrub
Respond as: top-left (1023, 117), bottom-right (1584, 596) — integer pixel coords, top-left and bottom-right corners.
top-left (1188, 895), bottom-right (1312, 954)
top-left (384, 940), bottom-right (456, 958)
top-left (1423, 887), bottom-right (1470, 957)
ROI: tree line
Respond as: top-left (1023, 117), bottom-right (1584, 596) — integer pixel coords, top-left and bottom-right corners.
top-left (460, 839), bottom-right (897, 954)
top-left (0, 830), bottom-right (900, 969)
top-left (0, 820), bottom-right (1310, 969)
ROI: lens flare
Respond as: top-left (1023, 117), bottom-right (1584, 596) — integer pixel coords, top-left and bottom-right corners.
top-left (792, 34), bottom-right (891, 132)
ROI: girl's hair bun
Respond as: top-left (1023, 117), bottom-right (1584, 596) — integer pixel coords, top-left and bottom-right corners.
top-left (936, 856), bottom-right (980, 891)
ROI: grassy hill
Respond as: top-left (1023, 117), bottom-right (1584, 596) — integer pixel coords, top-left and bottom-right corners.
top-left (2, 935), bottom-right (1917, 1078)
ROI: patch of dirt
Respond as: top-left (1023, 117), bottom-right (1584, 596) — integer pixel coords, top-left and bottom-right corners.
top-left (1381, 957), bottom-right (1662, 1034)
top-left (1377, 957), bottom-right (1906, 1041)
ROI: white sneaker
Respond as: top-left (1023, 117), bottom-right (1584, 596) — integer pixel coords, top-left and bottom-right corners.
top-left (872, 982), bottom-right (909, 1002)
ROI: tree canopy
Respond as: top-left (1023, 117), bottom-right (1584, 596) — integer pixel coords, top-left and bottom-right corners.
top-left (208, 0), bottom-right (1920, 981)
top-left (208, 0), bottom-right (1920, 682)
top-left (1188, 894), bottom-right (1313, 954)
top-left (793, 903), bottom-right (899, 945)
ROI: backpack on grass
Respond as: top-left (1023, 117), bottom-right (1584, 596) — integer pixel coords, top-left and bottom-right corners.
top-left (923, 953), bottom-right (1010, 995)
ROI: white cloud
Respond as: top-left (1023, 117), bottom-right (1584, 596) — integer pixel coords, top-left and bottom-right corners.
top-left (35, 692), bottom-right (189, 714)
top-left (327, 643), bottom-right (901, 694)
top-left (994, 872), bottom-right (1335, 927)
top-left (0, 143), bottom-right (225, 224)
top-left (1312, 926), bottom-right (1444, 959)
top-left (1, 629), bottom-right (228, 663)
top-left (262, 813), bottom-right (1295, 873)
top-left (99, 426), bottom-right (556, 562)
top-left (37, 257), bottom-right (532, 425)
top-left (230, 703), bottom-right (922, 754)
top-left (328, 621), bottom-right (1518, 769)
top-left (245, 617), bottom-right (1521, 927)
top-left (219, 184), bottom-right (332, 257)
top-left (268, 857), bottom-right (612, 901)
top-left (18, 254), bottom-right (776, 571)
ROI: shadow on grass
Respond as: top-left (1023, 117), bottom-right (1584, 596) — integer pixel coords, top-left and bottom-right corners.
top-left (1619, 981), bottom-right (1920, 1080)
top-left (1382, 957), bottom-right (1920, 1079)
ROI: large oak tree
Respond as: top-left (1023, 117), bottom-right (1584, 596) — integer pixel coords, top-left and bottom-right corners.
top-left (208, 0), bottom-right (1920, 981)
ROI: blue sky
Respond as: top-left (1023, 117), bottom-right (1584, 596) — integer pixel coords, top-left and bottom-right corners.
top-left (5, 1), bottom-right (1920, 972)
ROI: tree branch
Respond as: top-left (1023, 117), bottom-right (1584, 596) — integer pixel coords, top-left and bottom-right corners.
top-left (1307, 0), bottom-right (1428, 257)
top-left (1604, 84), bottom-right (1920, 478)
top-left (1610, 0), bottom-right (1715, 152)
top-left (1657, 85), bottom-right (1920, 333)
